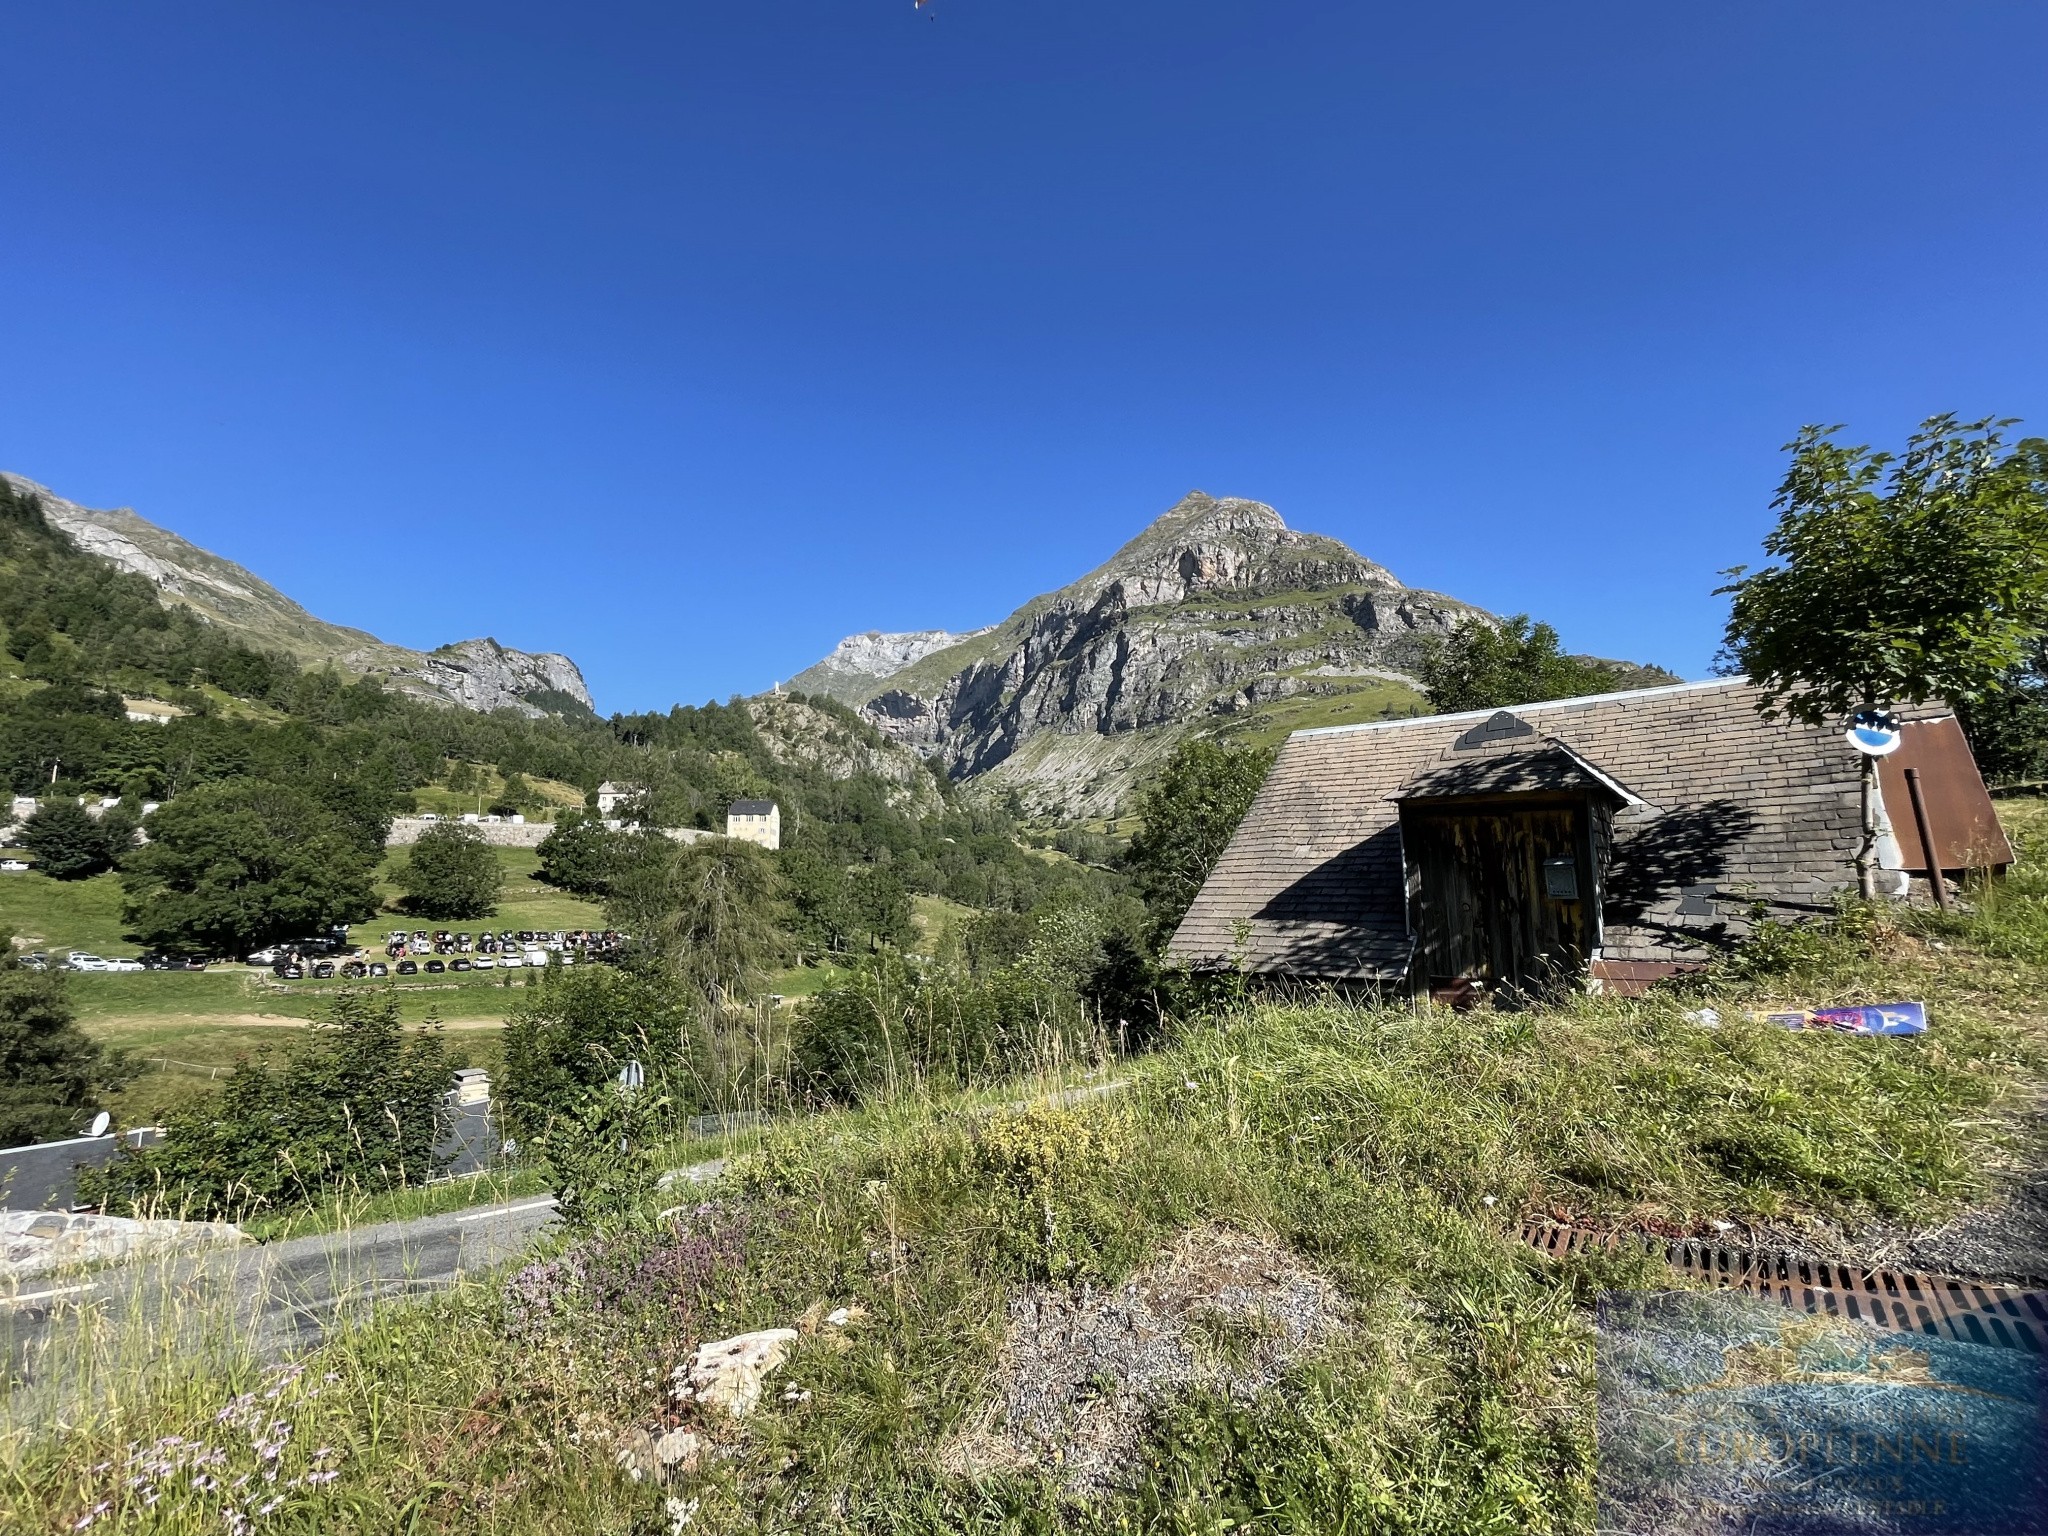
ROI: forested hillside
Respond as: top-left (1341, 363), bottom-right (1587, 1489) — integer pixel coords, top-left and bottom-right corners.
top-left (0, 478), bottom-right (1116, 943)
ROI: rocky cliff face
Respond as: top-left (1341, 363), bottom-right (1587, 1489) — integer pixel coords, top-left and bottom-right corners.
top-left (746, 695), bottom-right (945, 816)
top-left (3, 472), bottom-right (596, 719)
top-left (787, 628), bottom-right (993, 705)
top-left (796, 492), bottom-right (1498, 817)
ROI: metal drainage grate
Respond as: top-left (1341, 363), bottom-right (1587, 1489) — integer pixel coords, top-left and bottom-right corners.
top-left (1520, 1219), bottom-right (2048, 1354)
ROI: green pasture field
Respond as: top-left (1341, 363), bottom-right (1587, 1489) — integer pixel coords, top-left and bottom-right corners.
top-left (3, 844), bottom-right (599, 1124)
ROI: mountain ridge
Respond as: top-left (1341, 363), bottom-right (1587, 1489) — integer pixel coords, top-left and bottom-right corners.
top-left (789, 490), bottom-right (1676, 817)
top-left (0, 472), bottom-right (596, 719)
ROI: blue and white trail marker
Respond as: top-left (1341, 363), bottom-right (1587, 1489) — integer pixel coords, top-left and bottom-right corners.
top-left (1846, 707), bottom-right (1902, 757)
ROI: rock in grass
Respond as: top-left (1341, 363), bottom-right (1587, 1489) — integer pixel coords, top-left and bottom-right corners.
top-left (674, 1328), bottom-right (801, 1418)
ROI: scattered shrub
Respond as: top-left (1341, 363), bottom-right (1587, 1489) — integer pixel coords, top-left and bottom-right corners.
top-left (83, 989), bottom-right (453, 1220)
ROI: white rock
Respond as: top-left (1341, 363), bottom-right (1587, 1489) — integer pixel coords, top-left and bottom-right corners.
top-left (678, 1328), bottom-right (801, 1418)
top-left (0, 1211), bottom-right (245, 1281)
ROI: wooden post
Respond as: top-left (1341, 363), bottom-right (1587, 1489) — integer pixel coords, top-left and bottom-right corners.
top-left (1903, 766), bottom-right (1952, 912)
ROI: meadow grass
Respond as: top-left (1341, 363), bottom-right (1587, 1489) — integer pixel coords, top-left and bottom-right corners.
top-left (6, 804), bottom-right (2045, 1534)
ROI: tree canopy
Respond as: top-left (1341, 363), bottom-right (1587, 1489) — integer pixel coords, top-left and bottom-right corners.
top-left (21, 799), bottom-right (116, 880)
top-left (0, 932), bottom-right (119, 1144)
top-left (120, 780), bottom-right (381, 958)
top-left (396, 822), bottom-right (502, 920)
top-left (1720, 415), bottom-right (2048, 723)
top-left (607, 835), bottom-right (786, 1001)
top-left (1417, 615), bottom-right (1626, 715)
top-left (1125, 737), bottom-right (1275, 938)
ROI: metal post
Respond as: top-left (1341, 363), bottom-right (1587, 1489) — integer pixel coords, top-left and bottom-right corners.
top-left (1903, 767), bottom-right (1951, 912)
top-left (1856, 755), bottom-right (1877, 900)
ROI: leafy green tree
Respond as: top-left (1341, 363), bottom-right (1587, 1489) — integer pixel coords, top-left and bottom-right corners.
top-left (1418, 615), bottom-right (1622, 714)
top-left (119, 779), bottom-right (381, 958)
top-left (1125, 737), bottom-right (1276, 939)
top-left (0, 931), bottom-right (120, 1144)
top-left (21, 799), bottom-right (113, 880)
top-left (1957, 639), bottom-right (2048, 785)
top-left (83, 989), bottom-right (452, 1219)
top-left (535, 809), bottom-right (620, 896)
top-left (499, 966), bottom-right (705, 1138)
top-left (1721, 415), bottom-right (2048, 891)
top-left (607, 835), bottom-right (786, 1001)
top-left (396, 821), bottom-right (503, 920)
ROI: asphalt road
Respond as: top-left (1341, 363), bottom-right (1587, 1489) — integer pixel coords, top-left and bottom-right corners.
top-left (0, 1161), bottom-right (726, 1431)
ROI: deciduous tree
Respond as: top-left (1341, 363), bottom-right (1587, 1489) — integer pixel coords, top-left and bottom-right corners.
top-left (1125, 737), bottom-right (1275, 940)
top-left (1721, 415), bottom-right (2048, 891)
top-left (119, 780), bottom-right (381, 958)
top-left (397, 821), bottom-right (503, 920)
top-left (21, 799), bottom-right (112, 880)
top-left (1418, 615), bottom-right (1622, 714)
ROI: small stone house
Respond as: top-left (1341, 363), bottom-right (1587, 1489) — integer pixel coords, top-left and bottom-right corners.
top-left (726, 800), bottom-right (781, 851)
top-left (1167, 678), bottom-right (2009, 1001)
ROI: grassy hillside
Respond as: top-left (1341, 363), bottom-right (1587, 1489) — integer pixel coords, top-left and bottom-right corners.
top-left (11, 802), bottom-right (2045, 1533)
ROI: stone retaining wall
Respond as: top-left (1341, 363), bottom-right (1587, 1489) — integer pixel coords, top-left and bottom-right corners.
top-left (386, 818), bottom-right (553, 848)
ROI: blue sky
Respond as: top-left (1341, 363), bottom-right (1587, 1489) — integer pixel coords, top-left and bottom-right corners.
top-left (2, 2), bottom-right (2043, 713)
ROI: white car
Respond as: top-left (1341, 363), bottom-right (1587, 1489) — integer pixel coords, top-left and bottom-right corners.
top-left (471, 956), bottom-right (496, 970)
top-left (66, 954), bottom-right (111, 972)
top-left (247, 947), bottom-right (282, 965)
top-left (104, 957), bottom-right (146, 972)
top-left (498, 952), bottom-right (525, 969)
top-left (522, 949), bottom-right (547, 968)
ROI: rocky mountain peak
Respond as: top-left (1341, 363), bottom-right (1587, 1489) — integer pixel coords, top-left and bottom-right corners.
top-left (4, 470), bottom-right (596, 719)
top-left (1067, 491), bottom-right (1400, 611)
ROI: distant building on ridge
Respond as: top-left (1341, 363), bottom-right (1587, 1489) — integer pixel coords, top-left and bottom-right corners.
top-left (726, 800), bottom-right (781, 850)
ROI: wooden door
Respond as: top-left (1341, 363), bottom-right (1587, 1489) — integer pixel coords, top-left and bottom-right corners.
top-left (1405, 800), bottom-right (1591, 1001)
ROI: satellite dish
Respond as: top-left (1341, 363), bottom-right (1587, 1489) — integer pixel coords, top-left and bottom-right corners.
top-left (1846, 708), bottom-right (1902, 757)
top-left (88, 1111), bottom-right (111, 1138)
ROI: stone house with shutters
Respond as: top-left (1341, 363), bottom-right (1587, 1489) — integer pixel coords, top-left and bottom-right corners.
top-left (1166, 678), bottom-right (2010, 1002)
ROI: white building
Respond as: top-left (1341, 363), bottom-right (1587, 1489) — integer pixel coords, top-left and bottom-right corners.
top-left (726, 799), bottom-right (781, 851)
top-left (596, 781), bottom-right (643, 815)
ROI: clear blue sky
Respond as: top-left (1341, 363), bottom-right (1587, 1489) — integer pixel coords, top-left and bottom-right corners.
top-left (3, 2), bottom-right (2043, 713)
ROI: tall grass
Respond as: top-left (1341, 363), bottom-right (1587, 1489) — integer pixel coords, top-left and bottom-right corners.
top-left (6, 803), bottom-right (2046, 1532)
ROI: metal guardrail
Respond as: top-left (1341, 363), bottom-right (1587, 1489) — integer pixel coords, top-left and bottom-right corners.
top-left (1521, 1218), bottom-right (2048, 1354)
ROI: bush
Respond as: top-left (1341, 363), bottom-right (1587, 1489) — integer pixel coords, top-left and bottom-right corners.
top-left (791, 949), bottom-right (1104, 1102)
top-left (0, 932), bottom-right (119, 1144)
top-left (396, 821), bottom-right (502, 920)
top-left (499, 965), bottom-right (708, 1138)
top-left (83, 989), bottom-right (454, 1220)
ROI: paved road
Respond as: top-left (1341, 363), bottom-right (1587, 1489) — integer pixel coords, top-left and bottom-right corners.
top-left (0, 1161), bottom-right (726, 1431)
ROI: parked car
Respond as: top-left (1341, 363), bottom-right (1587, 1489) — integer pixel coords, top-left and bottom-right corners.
top-left (340, 960), bottom-right (369, 979)
top-left (247, 947), bottom-right (282, 966)
top-left (105, 957), bottom-right (146, 972)
top-left (312, 961), bottom-right (337, 979)
top-left (450, 958), bottom-right (472, 972)
top-left (66, 954), bottom-right (111, 972)
top-left (396, 959), bottom-right (418, 976)
top-left (21, 952), bottom-right (49, 971)
top-left (368, 961), bottom-right (389, 978)
top-left (472, 956), bottom-right (496, 970)
top-left (277, 964), bottom-right (305, 980)
top-left (424, 959), bottom-right (446, 975)
top-left (140, 953), bottom-right (207, 971)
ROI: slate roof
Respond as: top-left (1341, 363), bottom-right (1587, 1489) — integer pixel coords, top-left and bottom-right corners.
top-left (1167, 678), bottom-right (1950, 981)
top-left (728, 800), bottom-right (778, 817)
